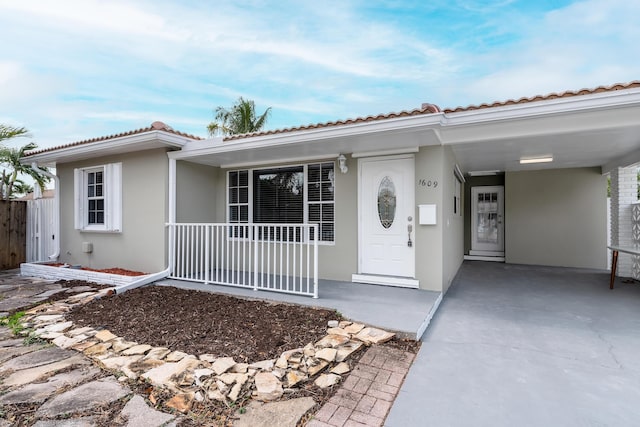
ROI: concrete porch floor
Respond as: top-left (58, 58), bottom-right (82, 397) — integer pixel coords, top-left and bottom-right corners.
top-left (156, 278), bottom-right (441, 339)
top-left (386, 261), bottom-right (640, 426)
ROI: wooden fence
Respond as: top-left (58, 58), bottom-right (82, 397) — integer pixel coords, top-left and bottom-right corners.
top-left (0, 200), bottom-right (27, 270)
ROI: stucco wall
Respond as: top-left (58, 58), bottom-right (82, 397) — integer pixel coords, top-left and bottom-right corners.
top-left (414, 146), bottom-right (445, 292)
top-left (176, 161), bottom-right (219, 223)
top-left (57, 149), bottom-right (169, 273)
top-left (441, 146), bottom-right (465, 294)
top-left (505, 167), bottom-right (607, 269)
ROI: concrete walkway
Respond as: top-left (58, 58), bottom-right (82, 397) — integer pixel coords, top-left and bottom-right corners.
top-left (159, 278), bottom-right (441, 339)
top-left (386, 261), bottom-right (640, 427)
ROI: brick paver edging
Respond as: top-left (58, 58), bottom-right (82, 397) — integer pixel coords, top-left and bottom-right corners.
top-left (307, 345), bottom-right (415, 427)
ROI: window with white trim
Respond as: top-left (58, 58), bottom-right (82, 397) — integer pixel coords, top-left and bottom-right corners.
top-left (74, 163), bottom-right (122, 232)
top-left (227, 162), bottom-right (335, 242)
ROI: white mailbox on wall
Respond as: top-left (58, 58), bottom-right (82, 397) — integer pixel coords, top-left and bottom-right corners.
top-left (419, 204), bottom-right (437, 225)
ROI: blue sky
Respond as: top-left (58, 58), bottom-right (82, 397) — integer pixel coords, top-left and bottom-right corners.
top-left (1, 0), bottom-right (638, 149)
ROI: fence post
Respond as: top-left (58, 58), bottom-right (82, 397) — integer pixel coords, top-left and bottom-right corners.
top-left (253, 225), bottom-right (259, 292)
top-left (313, 224), bottom-right (319, 298)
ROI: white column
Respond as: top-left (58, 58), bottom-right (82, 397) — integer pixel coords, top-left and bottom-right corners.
top-left (610, 166), bottom-right (638, 277)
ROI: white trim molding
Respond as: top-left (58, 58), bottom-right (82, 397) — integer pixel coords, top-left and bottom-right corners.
top-left (352, 274), bottom-right (420, 289)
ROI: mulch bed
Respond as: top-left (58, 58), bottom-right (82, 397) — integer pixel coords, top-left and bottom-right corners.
top-left (68, 286), bottom-right (341, 362)
top-left (7, 281), bottom-right (421, 426)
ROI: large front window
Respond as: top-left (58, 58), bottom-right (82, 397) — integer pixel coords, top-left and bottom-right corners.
top-left (228, 162), bottom-right (335, 242)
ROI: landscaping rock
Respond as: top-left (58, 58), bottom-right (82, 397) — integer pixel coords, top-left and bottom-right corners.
top-left (211, 356), bottom-right (236, 375)
top-left (336, 340), bottom-right (364, 362)
top-left (122, 344), bottom-right (152, 355)
top-left (249, 359), bottom-right (274, 371)
top-left (315, 334), bottom-right (350, 348)
top-left (344, 322), bottom-right (365, 334)
top-left (145, 347), bottom-right (171, 360)
top-left (111, 338), bottom-right (137, 352)
top-left (52, 334), bottom-right (88, 349)
top-left (314, 373), bottom-right (341, 388)
top-left (199, 353), bottom-right (216, 362)
top-left (315, 347), bottom-right (337, 362)
top-left (83, 342), bottom-right (112, 356)
top-left (306, 359), bottom-right (329, 376)
top-left (99, 355), bottom-right (143, 379)
top-left (94, 329), bottom-right (118, 342)
top-left (230, 362), bottom-right (249, 373)
top-left (254, 372), bottom-right (283, 401)
top-left (326, 327), bottom-right (350, 337)
top-left (228, 382), bottom-right (243, 402)
top-left (120, 395), bottom-right (175, 427)
top-left (327, 320), bottom-right (339, 328)
top-left (165, 350), bottom-right (189, 362)
top-left (354, 327), bottom-right (395, 344)
top-left (285, 370), bottom-right (307, 387)
top-left (166, 392), bottom-right (194, 413)
top-left (142, 356), bottom-right (200, 387)
top-left (331, 362), bottom-right (351, 375)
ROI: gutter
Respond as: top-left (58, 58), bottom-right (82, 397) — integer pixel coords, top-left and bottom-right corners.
top-left (113, 267), bottom-right (171, 295)
top-left (31, 163), bottom-right (60, 261)
top-left (113, 158), bottom-right (177, 295)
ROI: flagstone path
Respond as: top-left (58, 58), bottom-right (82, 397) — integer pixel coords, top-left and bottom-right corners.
top-left (0, 270), bottom-right (415, 426)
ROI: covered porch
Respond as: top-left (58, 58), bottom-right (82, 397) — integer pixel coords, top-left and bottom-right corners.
top-left (155, 277), bottom-right (441, 340)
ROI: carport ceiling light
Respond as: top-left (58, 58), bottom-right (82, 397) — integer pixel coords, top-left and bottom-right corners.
top-left (519, 156), bottom-right (553, 164)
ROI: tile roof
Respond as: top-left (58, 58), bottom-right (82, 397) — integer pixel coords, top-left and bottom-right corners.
top-left (223, 80), bottom-right (640, 141)
top-left (25, 121), bottom-right (204, 157)
top-left (443, 81), bottom-right (640, 113)
top-left (24, 81), bottom-right (640, 153)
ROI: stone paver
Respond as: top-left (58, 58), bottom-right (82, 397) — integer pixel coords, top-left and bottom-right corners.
top-left (312, 346), bottom-right (413, 427)
top-left (234, 396), bottom-right (316, 427)
top-left (0, 365), bottom-right (101, 405)
top-left (32, 418), bottom-right (97, 427)
top-left (3, 354), bottom-right (90, 387)
top-left (0, 346), bottom-right (75, 372)
top-left (36, 376), bottom-right (131, 418)
top-left (120, 395), bottom-right (176, 427)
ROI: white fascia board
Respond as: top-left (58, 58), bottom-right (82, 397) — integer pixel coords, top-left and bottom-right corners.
top-left (442, 87), bottom-right (640, 127)
top-left (171, 113), bottom-right (444, 160)
top-left (24, 131), bottom-right (192, 165)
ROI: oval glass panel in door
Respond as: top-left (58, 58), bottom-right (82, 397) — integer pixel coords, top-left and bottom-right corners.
top-left (377, 176), bottom-right (396, 228)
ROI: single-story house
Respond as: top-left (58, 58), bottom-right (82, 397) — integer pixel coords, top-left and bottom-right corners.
top-left (23, 81), bottom-right (640, 297)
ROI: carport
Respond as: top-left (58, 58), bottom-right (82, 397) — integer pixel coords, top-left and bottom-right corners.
top-left (386, 261), bottom-right (640, 426)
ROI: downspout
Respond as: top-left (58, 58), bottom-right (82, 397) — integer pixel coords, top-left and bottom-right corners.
top-left (31, 163), bottom-right (60, 261)
top-left (114, 156), bottom-right (176, 294)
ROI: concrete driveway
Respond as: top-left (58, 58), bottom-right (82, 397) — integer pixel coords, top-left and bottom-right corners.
top-left (386, 261), bottom-right (640, 427)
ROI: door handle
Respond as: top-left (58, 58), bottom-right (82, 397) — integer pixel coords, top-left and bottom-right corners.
top-left (407, 224), bottom-right (413, 247)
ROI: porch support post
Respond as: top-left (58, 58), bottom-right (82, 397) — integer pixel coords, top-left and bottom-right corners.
top-left (168, 157), bottom-right (177, 275)
top-left (610, 166), bottom-right (638, 279)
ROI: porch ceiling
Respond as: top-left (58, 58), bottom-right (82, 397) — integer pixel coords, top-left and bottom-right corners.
top-left (446, 105), bottom-right (640, 174)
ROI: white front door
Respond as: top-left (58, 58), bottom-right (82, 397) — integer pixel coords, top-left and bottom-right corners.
top-left (470, 186), bottom-right (504, 256)
top-left (358, 156), bottom-right (415, 279)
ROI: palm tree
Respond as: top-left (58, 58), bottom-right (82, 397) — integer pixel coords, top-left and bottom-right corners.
top-left (207, 97), bottom-right (272, 136)
top-left (0, 126), bottom-right (51, 200)
top-left (0, 124), bottom-right (29, 144)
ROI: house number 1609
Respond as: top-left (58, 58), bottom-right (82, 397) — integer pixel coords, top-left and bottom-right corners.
top-left (418, 179), bottom-right (438, 188)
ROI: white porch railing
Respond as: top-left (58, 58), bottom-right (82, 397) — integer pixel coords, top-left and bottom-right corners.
top-left (167, 223), bottom-right (319, 298)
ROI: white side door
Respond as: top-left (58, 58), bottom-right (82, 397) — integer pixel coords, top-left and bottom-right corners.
top-left (470, 186), bottom-right (504, 256)
top-left (359, 156), bottom-right (415, 278)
